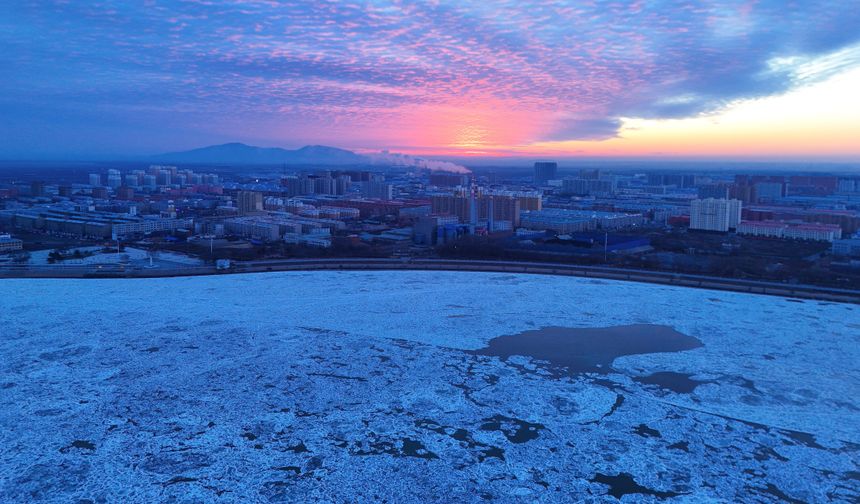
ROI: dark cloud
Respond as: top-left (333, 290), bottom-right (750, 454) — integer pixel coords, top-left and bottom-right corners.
top-left (544, 118), bottom-right (624, 141)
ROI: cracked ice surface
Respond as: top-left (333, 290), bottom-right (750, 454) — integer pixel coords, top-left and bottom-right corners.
top-left (0, 271), bottom-right (858, 503)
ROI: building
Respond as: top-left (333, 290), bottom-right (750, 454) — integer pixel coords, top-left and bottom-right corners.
top-left (322, 198), bottom-right (415, 218)
top-left (112, 217), bottom-right (193, 238)
top-left (698, 184), bottom-right (730, 199)
top-left (116, 186), bottom-right (135, 200)
top-left (837, 179), bottom-right (857, 193)
top-left (280, 173), bottom-right (352, 197)
top-left (224, 217), bottom-right (292, 241)
top-left (157, 171), bottom-right (172, 186)
top-left (499, 190), bottom-right (542, 211)
top-left (143, 175), bottom-right (158, 190)
top-left (561, 178), bottom-right (589, 196)
top-left (0, 233), bottom-right (23, 253)
top-left (783, 223), bottom-right (842, 242)
top-left (414, 214), bottom-right (461, 245)
top-left (689, 198), bottom-right (742, 232)
top-left (283, 233), bottom-right (332, 248)
top-left (737, 221), bottom-right (843, 242)
top-left (832, 238), bottom-right (860, 257)
top-left (88, 173), bottom-right (101, 186)
top-left (534, 162), bottom-right (558, 184)
top-left (578, 169), bottom-right (600, 180)
top-left (520, 210), bottom-right (594, 233)
top-left (0, 205), bottom-right (189, 239)
top-left (647, 173), bottom-right (696, 188)
top-left (742, 206), bottom-right (860, 235)
top-left (361, 181), bottom-right (394, 200)
top-left (788, 175), bottom-right (838, 196)
top-left (237, 191), bottom-right (263, 214)
top-left (431, 194), bottom-right (471, 223)
top-left (30, 181), bottom-right (45, 197)
top-left (519, 209), bottom-right (643, 234)
top-left (736, 221), bottom-right (787, 238)
top-left (106, 169), bottom-right (123, 189)
top-left (562, 178), bottom-right (615, 196)
top-left (754, 182), bottom-right (786, 203)
top-left (225, 212), bottom-right (344, 241)
top-left (429, 173), bottom-right (469, 187)
top-left (431, 190), bottom-right (529, 228)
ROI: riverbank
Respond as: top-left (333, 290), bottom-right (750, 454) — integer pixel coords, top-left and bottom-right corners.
top-left (2, 258), bottom-right (858, 303)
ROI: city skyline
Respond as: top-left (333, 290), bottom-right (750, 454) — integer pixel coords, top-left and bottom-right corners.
top-left (2, 1), bottom-right (860, 162)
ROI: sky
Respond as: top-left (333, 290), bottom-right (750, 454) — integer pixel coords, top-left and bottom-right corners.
top-left (1, 0), bottom-right (859, 162)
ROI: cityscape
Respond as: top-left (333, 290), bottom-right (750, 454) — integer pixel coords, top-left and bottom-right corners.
top-left (1, 1), bottom-right (859, 503)
top-left (1, 155), bottom-right (859, 293)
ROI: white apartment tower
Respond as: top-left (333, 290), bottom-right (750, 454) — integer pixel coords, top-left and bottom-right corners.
top-left (690, 198), bottom-right (742, 232)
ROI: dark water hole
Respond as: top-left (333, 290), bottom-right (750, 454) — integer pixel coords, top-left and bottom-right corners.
top-left (470, 324), bottom-right (703, 376)
top-left (634, 371), bottom-right (712, 394)
top-left (591, 472), bottom-right (684, 499)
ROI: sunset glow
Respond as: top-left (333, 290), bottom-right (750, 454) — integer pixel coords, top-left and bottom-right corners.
top-left (1, 1), bottom-right (859, 161)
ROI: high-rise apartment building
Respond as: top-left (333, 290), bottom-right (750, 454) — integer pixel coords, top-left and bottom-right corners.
top-left (690, 198), bottom-right (742, 232)
top-left (106, 169), bottom-right (122, 189)
top-left (361, 181), bottom-right (394, 200)
top-left (431, 190), bottom-right (528, 227)
top-left (237, 191), bottom-right (263, 214)
top-left (754, 182), bottom-right (786, 203)
top-left (534, 162), bottom-right (558, 184)
top-left (30, 181), bottom-right (45, 197)
top-left (697, 184), bottom-right (730, 199)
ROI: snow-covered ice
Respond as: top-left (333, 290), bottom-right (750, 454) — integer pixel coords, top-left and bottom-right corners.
top-left (0, 271), bottom-right (858, 502)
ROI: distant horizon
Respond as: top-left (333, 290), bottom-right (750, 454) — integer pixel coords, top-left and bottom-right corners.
top-left (0, 141), bottom-right (858, 171)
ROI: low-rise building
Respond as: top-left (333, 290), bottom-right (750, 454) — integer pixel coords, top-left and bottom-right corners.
top-left (224, 212), bottom-right (345, 242)
top-left (0, 205), bottom-right (188, 239)
top-left (737, 220), bottom-right (843, 241)
top-left (112, 216), bottom-right (193, 238)
top-left (832, 237), bottom-right (860, 257)
top-left (520, 210), bottom-right (596, 233)
top-left (0, 233), bottom-right (23, 253)
top-left (736, 220), bottom-right (788, 238)
top-left (414, 214), bottom-right (460, 245)
top-left (283, 232), bottom-right (332, 248)
top-left (783, 223), bottom-right (842, 241)
top-left (519, 209), bottom-right (644, 233)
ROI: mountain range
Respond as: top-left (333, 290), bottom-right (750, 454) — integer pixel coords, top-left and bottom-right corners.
top-left (148, 143), bottom-right (369, 165)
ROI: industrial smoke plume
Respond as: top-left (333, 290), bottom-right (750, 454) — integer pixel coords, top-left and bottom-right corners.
top-left (369, 151), bottom-right (471, 174)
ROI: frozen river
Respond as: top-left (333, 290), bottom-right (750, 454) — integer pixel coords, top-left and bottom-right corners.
top-left (1, 271), bottom-right (858, 502)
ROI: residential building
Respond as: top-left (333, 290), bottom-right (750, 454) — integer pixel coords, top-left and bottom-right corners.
top-left (237, 191), bottom-right (263, 214)
top-left (832, 238), bottom-right (860, 257)
top-left (689, 198), bottom-right (742, 232)
top-left (0, 233), bottom-right (23, 252)
top-left (361, 181), bottom-right (394, 200)
top-left (534, 162), bottom-right (558, 184)
top-left (429, 173), bottom-right (468, 187)
top-left (754, 182), bottom-right (786, 202)
top-left (737, 221), bottom-right (843, 242)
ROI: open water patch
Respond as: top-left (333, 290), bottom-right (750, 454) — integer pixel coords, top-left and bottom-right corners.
top-left (470, 324), bottom-right (703, 376)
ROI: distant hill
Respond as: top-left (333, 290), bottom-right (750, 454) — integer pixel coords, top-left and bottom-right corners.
top-left (148, 142), bottom-right (369, 165)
